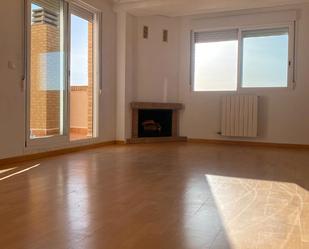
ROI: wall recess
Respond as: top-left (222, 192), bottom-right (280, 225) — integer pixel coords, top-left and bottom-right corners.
top-left (143, 26), bottom-right (149, 39)
top-left (163, 29), bottom-right (168, 42)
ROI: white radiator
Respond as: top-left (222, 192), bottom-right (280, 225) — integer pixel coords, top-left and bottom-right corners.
top-left (221, 95), bottom-right (258, 137)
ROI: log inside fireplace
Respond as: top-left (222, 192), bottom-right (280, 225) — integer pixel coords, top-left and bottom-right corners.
top-left (127, 102), bottom-right (187, 144)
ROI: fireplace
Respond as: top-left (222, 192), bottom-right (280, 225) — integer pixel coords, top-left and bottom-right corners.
top-left (138, 109), bottom-right (173, 137)
top-left (128, 102), bottom-right (187, 143)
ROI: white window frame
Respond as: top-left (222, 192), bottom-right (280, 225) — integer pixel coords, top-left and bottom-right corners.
top-left (191, 22), bottom-right (296, 92)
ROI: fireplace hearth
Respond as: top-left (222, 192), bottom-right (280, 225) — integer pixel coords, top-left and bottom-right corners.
top-left (128, 102), bottom-right (187, 143)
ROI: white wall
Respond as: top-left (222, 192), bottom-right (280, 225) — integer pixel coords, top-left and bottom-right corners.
top-left (125, 14), bottom-right (137, 139)
top-left (115, 12), bottom-right (136, 140)
top-left (116, 10), bottom-right (127, 141)
top-left (0, 1), bottom-right (25, 159)
top-left (116, 14), bottom-right (180, 140)
top-left (0, 0), bottom-right (116, 159)
top-left (178, 6), bottom-right (309, 144)
top-left (134, 16), bottom-right (180, 103)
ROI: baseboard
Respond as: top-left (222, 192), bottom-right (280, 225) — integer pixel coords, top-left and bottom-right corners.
top-left (0, 141), bottom-right (116, 167)
top-left (127, 136), bottom-right (187, 144)
top-left (2, 138), bottom-right (307, 167)
top-left (115, 140), bottom-right (127, 145)
top-left (188, 138), bottom-right (309, 149)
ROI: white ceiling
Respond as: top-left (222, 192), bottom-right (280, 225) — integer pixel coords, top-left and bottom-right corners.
top-left (113, 0), bottom-right (309, 16)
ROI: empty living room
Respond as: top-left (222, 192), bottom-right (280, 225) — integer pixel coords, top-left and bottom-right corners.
top-left (1, 0), bottom-right (309, 248)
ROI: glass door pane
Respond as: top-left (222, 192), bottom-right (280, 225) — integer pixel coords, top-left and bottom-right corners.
top-left (69, 11), bottom-right (94, 141)
top-left (29, 0), bottom-right (66, 140)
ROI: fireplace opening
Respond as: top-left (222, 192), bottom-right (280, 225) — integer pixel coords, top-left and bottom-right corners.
top-left (138, 109), bottom-right (173, 137)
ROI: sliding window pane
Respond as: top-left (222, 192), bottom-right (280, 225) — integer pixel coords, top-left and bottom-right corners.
top-left (242, 28), bottom-right (289, 88)
top-left (193, 30), bottom-right (238, 91)
top-left (30, 0), bottom-right (65, 138)
top-left (194, 41), bottom-right (238, 91)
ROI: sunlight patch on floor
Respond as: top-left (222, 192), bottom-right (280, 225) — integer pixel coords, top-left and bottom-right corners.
top-left (0, 167), bottom-right (17, 175)
top-left (0, 164), bottom-right (41, 181)
top-left (205, 174), bottom-right (309, 249)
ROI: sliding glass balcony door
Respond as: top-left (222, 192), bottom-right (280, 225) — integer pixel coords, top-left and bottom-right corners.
top-left (26, 0), bottom-right (100, 147)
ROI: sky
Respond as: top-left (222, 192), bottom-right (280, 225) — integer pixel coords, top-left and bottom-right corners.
top-left (32, 4), bottom-right (89, 87)
top-left (70, 15), bottom-right (89, 86)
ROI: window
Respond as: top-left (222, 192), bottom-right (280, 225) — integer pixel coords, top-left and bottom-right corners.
top-left (192, 25), bottom-right (294, 91)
